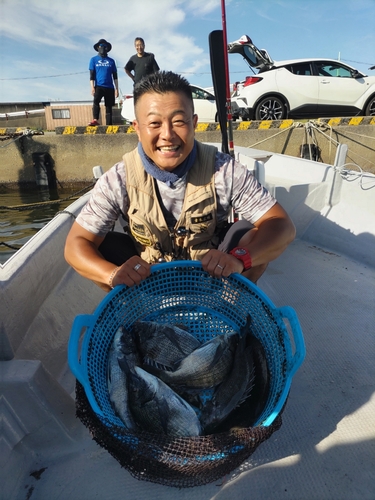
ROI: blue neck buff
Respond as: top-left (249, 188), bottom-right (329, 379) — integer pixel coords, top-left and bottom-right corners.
top-left (137, 141), bottom-right (197, 187)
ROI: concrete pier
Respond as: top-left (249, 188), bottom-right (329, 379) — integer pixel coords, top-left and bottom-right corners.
top-left (1, 118), bottom-right (374, 184)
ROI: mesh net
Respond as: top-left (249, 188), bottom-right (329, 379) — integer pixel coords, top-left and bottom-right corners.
top-left (70, 262), bottom-right (300, 488)
top-left (76, 381), bottom-right (283, 488)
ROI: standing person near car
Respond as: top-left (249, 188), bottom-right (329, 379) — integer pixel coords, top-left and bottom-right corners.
top-left (65, 70), bottom-right (295, 292)
top-left (89, 38), bottom-right (119, 126)
top-left (124, 37), bottom-right (159, 85)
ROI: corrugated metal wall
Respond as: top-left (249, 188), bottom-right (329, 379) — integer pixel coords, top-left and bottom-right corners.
top-left (45, 104), bottom-right (105, 129)
top-left (0, 103), bottom-right (124, 130)
top-left (45, 104), bottom-right (123, 129)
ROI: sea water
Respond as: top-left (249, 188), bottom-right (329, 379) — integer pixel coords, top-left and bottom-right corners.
top-left (0, 184), bottom-right (91, 264)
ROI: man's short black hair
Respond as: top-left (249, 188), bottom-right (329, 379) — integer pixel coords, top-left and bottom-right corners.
top-left (133, 71), bottom-right (194, 111)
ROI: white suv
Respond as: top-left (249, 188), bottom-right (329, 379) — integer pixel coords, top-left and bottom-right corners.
top-left (229, 35), bottom-right (375, 120)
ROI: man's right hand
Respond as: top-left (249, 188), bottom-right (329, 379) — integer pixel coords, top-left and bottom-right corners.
top-left (110, 256), bottom-right (151, 289)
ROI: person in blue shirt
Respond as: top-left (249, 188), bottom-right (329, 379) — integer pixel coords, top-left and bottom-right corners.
top-left (89, 38), bottom-right (119, 126)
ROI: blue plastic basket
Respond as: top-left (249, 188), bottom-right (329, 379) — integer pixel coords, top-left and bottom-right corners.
top-left (69, 260), bottom-right (305, 431)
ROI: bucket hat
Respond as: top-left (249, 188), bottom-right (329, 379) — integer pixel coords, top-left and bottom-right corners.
top-left (93, 39), bottom-right (112, 52)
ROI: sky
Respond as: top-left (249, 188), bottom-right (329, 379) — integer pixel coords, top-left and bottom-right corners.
top-left (1, 0), bottom-right (375, 103)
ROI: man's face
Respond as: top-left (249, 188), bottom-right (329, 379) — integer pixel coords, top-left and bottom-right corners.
top-left (135, 40), bottom-right (145, 56)
top-left (134, 91), bottom-right (198, 171)
top-left (98, 44), bottom-right (108, 57)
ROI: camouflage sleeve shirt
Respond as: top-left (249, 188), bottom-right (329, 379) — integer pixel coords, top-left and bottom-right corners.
top-left (76, 150), bottom-right (277, 237)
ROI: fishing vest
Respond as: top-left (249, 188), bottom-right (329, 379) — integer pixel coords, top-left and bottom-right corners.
top-left (124, 142), bottom-right (223, 263)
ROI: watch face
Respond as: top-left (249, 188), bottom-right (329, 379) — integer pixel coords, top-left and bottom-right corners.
top-left (234, 248), bottom-right (247, 256)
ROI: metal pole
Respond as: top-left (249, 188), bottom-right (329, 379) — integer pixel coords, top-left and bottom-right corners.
top-left (221, 0), bottom-right (234, 157)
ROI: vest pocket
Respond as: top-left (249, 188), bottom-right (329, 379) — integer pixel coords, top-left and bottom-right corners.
top-left (129, 216), bottom-right (156, 247)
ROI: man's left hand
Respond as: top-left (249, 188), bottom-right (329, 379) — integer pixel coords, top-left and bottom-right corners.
top-left (201, 249), bottom-right (244, 278)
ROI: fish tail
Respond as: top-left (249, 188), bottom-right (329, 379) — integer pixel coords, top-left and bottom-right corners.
top-left (240, 313), bottom-right (253, 338)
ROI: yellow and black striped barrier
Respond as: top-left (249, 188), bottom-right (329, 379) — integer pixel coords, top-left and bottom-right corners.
top-left (56, 121), bottom-right (297, 134)
top-left (54, 117), bottom-right (375, 135)
top-left (2, 117), bottom-right (374, 137)
top-left (317, 116), bottom-right (375, 127)
top-left (0, 127), bottom-right (44, 137)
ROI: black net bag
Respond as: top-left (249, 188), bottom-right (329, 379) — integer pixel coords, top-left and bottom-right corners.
top-left (69, 261), bottom-right (305, 488)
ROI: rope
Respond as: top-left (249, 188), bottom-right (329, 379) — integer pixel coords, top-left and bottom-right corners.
top-left (0, 129), bottom-right (44, 147)
top-left (0, 209), bottom-right (78, 252)
top-left (0, 184), bottom-right (94, 211)
top-left (247, 121), bottom-right (303, 148)
top-left (300, 121), bottom-right (375, 190)
top-left (0, 242), bottom-right (22, 250)
top-left (307, 121), bottom-right (375, 168)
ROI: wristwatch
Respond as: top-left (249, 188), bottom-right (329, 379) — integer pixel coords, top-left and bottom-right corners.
top-left (229, 247), bottom-right (252, 270)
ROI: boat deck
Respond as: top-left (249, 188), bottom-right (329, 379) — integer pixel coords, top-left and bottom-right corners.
top-left (3, 237), bottom-right (374, 500)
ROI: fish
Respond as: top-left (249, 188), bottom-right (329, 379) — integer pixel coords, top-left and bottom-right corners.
top-left (119, 357), bottom-right (202, 437)
top-left (107, 326), bottom-right (138, 430)
top-left (217, 332), bottom-right (270, 430)
top-left (200, 315), bottom-right (257, 434)
top-left (202, 316), bottom-right (270, 433)
top-left (149, 332), bottom-right (239, 390)
top-left (132, 320), bottom-right (201, 370)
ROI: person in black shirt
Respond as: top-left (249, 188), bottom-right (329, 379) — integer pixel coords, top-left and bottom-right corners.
top-left (124, 37), bottom-right (159, 85)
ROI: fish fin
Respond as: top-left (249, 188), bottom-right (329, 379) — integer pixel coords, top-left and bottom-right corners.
top-left (174, 323), bottom-right (190, 332)
top-left (207, 332), bottom-right (238, 370)
top-left (236, 365), bottom-right (256, 408)
top-left (117, 354), bottom-right (131, 375)
top-left (141, 363), bottom-right (162, 378)
top-left (240, 314), bottom-right (253, 338)
top-left (158, 397), bottom-right (171, 434)
top-left (163, 325), bottom-right (190, 355)
top-left (143, 358), bottom-right (174, 372)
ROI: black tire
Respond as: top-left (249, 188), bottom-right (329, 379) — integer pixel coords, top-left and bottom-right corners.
top-left (364, 95), bottom-right (375, 116)
top-left (255, 96), bottom-right (286, 120)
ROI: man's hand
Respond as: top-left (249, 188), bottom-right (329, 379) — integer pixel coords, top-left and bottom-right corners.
top-left (110, 256), bottom-right (151, 288)
top-left (201, 249), bottom-right (244, 278)
top-left (64, 222), bottom-right (151, 292)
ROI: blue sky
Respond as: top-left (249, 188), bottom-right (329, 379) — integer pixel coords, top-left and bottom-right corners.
top-left (1, 0), bottom-right (375, 103)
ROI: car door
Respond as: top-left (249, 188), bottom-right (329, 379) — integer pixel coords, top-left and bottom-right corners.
top-left (190, 86), bottom-right (217, 122)
top-left (314, 61), bottom-right (367, 115)
top-left (275, 62), bottom-right (319, 115)
top-left (228, 35), bottom-right (274, 70)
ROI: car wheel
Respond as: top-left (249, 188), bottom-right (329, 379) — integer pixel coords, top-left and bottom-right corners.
top-left (364, 95), bottom-right (375, 116)
top-left (255, 96), bottom-right (286, 120)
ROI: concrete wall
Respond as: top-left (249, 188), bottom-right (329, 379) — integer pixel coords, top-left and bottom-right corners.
top-left (1, 118), bottom-right (374, 184)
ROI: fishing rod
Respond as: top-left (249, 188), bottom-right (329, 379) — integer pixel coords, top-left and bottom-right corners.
top-left (208, 0), bottom-right (234, 157)
top-left (221, 0), bottom-right (234, 157)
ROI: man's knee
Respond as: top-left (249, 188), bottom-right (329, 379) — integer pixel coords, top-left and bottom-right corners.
top-left (98, 231), bottom-right (138, 266)
top-left (242, 263), bottom-right (268, 284)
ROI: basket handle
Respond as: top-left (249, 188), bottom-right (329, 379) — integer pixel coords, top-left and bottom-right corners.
top-left (68, 314), bottom-right (103, 416)
top-left (278, 305), bottom-right (306, 377)
top-left (260, 305), bottom-right (306, 427)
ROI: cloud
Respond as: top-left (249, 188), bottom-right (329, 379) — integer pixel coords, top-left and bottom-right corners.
top-left (0, 0), bottom-right (222, 100)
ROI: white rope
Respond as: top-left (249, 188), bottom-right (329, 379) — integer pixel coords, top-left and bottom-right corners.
top-left (247, 121), bottom-right (302, 148)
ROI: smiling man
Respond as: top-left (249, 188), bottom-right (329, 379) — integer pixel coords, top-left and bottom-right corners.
top-left (124, 37), bottom-right (159, 86)
top-left (64, 71), bottom-right (295, 291)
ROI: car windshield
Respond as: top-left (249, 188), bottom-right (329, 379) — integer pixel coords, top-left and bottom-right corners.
top-left (191, 87), bottom-right (214, 100)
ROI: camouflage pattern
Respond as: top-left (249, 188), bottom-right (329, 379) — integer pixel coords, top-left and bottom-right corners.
top-left (76, 149), bottom-right (276, 237)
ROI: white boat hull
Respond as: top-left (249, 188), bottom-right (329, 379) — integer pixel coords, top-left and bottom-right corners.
top-left (1, 146), bottom-right (374, 499)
